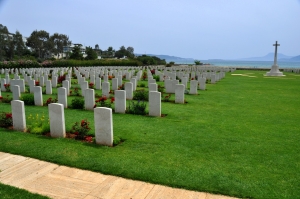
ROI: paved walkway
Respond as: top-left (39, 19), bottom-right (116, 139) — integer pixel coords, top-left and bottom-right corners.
top-left (0, 152), bottom-right (237, 199)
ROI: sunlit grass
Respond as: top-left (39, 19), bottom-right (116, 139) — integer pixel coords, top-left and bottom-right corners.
top-left (0, 70), bottom-right (299, 198)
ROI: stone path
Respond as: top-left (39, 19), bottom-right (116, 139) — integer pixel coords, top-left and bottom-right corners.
top-left (0, 152), bottom-right (237, 199)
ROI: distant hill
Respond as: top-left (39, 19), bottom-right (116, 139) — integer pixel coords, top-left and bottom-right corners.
top-left (135, 53), bottom-right (194, 63)
top-left (239, 53), bottom-right (294, 61)
top-left (289, 55), bottom-right (300, 61)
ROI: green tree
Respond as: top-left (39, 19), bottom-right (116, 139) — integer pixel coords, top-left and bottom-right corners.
top-left (49, 33), bottom-right (71, 58)
top-left (13, 31), bottom-right (27, 58)
top-left (94, 44), bottom-right (102, 57)
top-left (0, 24), bottom-right (9, 60)
top-left (137, 55), bottom-right (156, 65)
top-left (126, 46), bottom-right (134, 58)
top-left (194, 60), bottom-right (202, 65)
top-left (26, 30), bottom-right (50, 58)
top-left (85, 46), bottom-right (98, 60)
top-left (105, 46), bottom-right (115, 57)
top-left (115, 45), bottom-right (127, 58)
top-left (69, 45), bottom-right (83, 60)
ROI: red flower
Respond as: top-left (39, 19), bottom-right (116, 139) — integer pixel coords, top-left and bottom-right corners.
top-left (0, 96), bottom-right (3, 100)
top-left (110, 97), bottom-right (115, 103)
top-left (94, 104), bottom-right (97, 108)
top-left (85, 136), bottom-right (93, 142)
top-left (5, 113), bottom-right (12, 119)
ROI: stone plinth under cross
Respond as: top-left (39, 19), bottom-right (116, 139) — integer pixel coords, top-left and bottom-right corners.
top-left (265, 41), bottom-right (284, 76)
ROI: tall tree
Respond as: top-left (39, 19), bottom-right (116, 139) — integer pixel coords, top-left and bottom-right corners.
top-left (49, 33), bottom-right (71, 58)
top-left (69, 45), bottom-right (83, 60)
top-left (13, 31), bottom-right (26, 58)
top-left (85, 46), bottom-right (98, 60)
top-left (94, 44), bottom-right (102, 57)
top-left (26, 30), bottom-right (50, 58)
top-left (0, 24), bottom-right (9, 60)
top-left (115, 45), bottom-right (127, 58)
top-left (126, 46), bottom-right (134, 58)
top-left (105, 46), bottom-right (115, 57)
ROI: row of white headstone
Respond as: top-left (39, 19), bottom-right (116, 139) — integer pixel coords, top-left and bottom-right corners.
top-left (11, 100), bottom-right (114, 146)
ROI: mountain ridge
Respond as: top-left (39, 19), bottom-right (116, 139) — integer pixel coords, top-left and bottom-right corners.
top-left (135, 53), bottom-right (194, 62)
top-left (236, 53), bottom-right (300, 61)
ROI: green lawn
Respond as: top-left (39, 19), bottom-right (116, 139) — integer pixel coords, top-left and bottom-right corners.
top-left (0, 70), bottom-right (299, 199)
top-left (0, 183), bottom-right (50, 199)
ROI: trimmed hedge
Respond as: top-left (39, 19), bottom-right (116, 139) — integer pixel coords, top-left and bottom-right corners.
top-left (0, 59), bottom-right (142, 69)
top-left (0, 60), bottom-right (40, 69)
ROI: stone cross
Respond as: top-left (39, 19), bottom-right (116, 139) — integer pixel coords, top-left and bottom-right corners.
top-left (266, 41), bottom-right (284, 76)
top-left (273, 41), bottom-right (280, 66)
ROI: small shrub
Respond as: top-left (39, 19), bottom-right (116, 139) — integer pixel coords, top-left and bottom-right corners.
top-left (142, 71), bottom-right (147, 80)
top-left (4, 84), bottom-right (11, 92)
top-left (139, 83), bottom-right (145, 87)
top-left (113, 136), bottom-right (121, 146)
top-left (162, 93), bottom-right (172, 102)
top-left (89, 82), bottom-right (94, 89)
top-left (45, 97), bottom-right (58, 106)
top-left (27, 113), bottom-right (50, 134)
top-left (0, 95), bottom-right (13, 103)
top-left (70, 87), bottom-right (80, 96)
top-left (71, 97), bottom-right (84, 109)
top-left (71, 119), bottom-right (91, 140)
top-left (0, 112), bottom-right (13, 127)
top-left (118, 83), bottom-right (125, 90)
top-left (126, 100), bottom-right (147, 115)
top-left (57, 74), bottom-right (66, 84)
top-left (153, 75), bottom-right (159, 82)
top-left (21, 94), bottom-right (35, 105)
top-left (94, 96), bottom-right (114, 108)
top-left (133, 89), bottom-right (148, 101)
top-left (113, 136), bottom-right (124, 146)
top-left (158, 85), bottom-right (164, 93)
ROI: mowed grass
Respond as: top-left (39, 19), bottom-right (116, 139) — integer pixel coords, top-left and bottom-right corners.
top-left (0, 183), bottom-right (50, 199)
top-left (0, 70), bottom-right (299, 199)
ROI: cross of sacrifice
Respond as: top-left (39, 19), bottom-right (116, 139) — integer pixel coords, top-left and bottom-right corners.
top-left (273, 41), bottom-right (280, 66)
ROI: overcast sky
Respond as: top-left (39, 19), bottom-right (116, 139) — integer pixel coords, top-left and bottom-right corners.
top-left (0, 0), bottom-right (299, 60)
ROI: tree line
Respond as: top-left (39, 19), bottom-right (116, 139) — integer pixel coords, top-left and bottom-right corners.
top-left (0, 24), bottom-right (166, 65)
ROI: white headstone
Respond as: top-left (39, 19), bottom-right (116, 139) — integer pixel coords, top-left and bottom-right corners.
top-left (34, 86), bottom-right (43, 106)
top-left (148, 83), bottom-right (158, 92)
top-left (11, 100), bottom-right (26, 132)
top-left (52, 76), bottom-right (58, 88)
top-left (175, 84), bottom-right (185, 104)
top-left (125, 82), bottom-right (133, 100)
top-left (95, 77), bottom-right (102, 90)
top-left (81, 81), bottom-right (88, 96)
top-left (112, 78), bottom-right (118, 90)
top-left (102, 82), bottom-right (110, 97)
top-left (149, 91), bottom-right (161, 117)
top-left (189, 80), bottom-right (198, 95)
top-left (46, 80), bottom-right (52, 94)
top-left (85, 88), bottom-right (95, 110)
top-left (12, 85), bottom-right (20, 100)
top-left (115, 90), bottom-right (126, 114)
top-left (49, 103), bottom-right (66, 138)
top-left (62, 80), bottom-right (70, 96)
top-left (94, 107), bottom-right (113, 146)
top-left (57, 87), bottom-right (67, 108)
